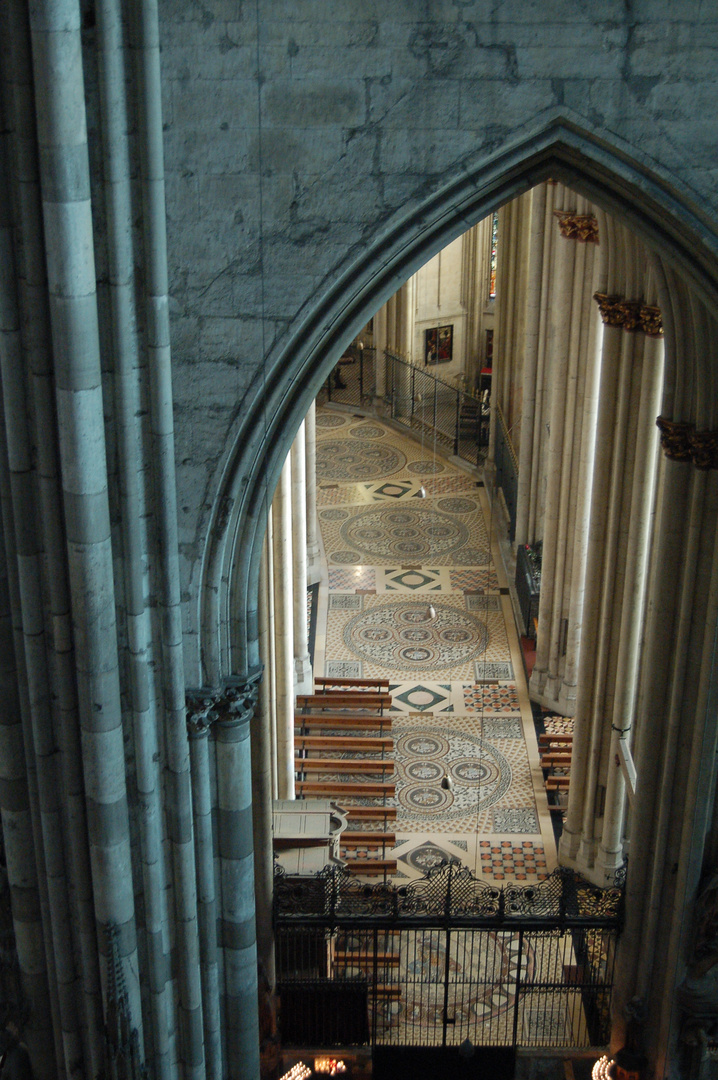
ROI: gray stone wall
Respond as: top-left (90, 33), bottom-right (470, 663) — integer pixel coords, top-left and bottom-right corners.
top-left (155, 0), bottom-right (718, 678)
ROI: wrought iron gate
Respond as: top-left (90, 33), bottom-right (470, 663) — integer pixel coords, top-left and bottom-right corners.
top-left (275, 861), bottom-right (623, 1050)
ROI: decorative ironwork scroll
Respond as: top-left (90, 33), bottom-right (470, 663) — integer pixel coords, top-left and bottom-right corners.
top-left (554, 211), bottom-right (599, 243)
top-left (593, 293), bottom-right (664, 336)
top-left (656, 417), bottom-right (718, 470)
top-left (274, 859), bottom-right (624, 928)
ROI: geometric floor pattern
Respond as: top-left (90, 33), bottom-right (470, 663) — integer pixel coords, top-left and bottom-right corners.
top-left (313, 408), bottom-right (557, 883)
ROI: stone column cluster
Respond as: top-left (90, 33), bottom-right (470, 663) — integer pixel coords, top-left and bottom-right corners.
top-left (0, 0), bottom-right (265, 1076)
top-left (257, 422), bottom-right (317, 807)
top-left (490, 181), bottom-right (718, 1069)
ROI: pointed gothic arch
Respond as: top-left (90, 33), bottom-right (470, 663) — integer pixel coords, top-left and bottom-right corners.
top-left (196, 117), bottom-right (718, 686)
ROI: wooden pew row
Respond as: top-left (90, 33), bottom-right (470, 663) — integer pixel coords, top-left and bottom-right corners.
top-left (344, 859), bottom-right (397, 876)
top-left (334, 952), bottom-right (399, 967)
top-left (315, 677), bottom-right (391, 692)
top-left (341, 831), bottom-right (396, 846)
top-left (297, 693), bottom-right (392, 712)
top-left (294, 735), bottom-right (393, 752)
top-left (538, 732), bottom-right (573, 744)
top-left (294, 758), bottom-right (394, 775)
top-left (343, 806), bottom-right (398, 821)
top-left (294, 714), bottom-right (392, 732)
top-left (296, 781), bottom-right (395, 798)
top-left (545, 776), bottom-right (570, 791)
top-left (540, 753), bottom-right (572, 767)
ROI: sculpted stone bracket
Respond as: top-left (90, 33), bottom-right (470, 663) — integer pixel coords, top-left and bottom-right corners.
top-left (656, 417), bottom-right (718, 470)
top-left (593, 293), bottom-right (663, 336)
top-left (186, 671), bottom-right (262, 736)
top-left (554, 211), bottom-right (599, 243)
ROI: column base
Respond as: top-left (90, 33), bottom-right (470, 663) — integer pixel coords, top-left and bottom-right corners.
top-left (294, 655), bottom-right (313, 695)
top-left (594, 844), bottom-right (625, 887)
top-left (307, 545), bottom-right (321, 585)
top-left (558, 825), bottom-right (582, 862)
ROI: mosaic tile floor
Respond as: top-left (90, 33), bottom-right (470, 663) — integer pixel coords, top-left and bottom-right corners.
top-left (312, 408), bottom-right (557, 884)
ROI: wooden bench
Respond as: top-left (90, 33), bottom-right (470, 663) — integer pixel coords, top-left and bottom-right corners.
top-left (294, 758), bottom-right (394, 775)
top-left (372, 987), bottom-right (401, 1000)
top-left (315, 677), bottom-right (391, 692)
top-left (540, 753), bottom-right (573, 767)
top-left (334, 952), bottom-right (400, 967)
top-left (343, 806), bottom-right (398, 821)
top-left (546, 776), bottom-right (570, 791)
top-left (294, 735), bottom-right (393, 752)
top-left (296, 781), bottom-right (396, 798)
top-left (295, 714), bottom-right (392, 732)
top-left (341, 831), bottom-right (396, 846)
top-left (297, 693), bottom-right (392, 713)
top-left (344, 859), bottom-right (398, 876)
top-left (538, 733), bottom-right (573, 746)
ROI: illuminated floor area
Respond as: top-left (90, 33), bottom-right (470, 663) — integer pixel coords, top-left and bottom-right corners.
top-left (311, 407), bottom-right (557, 883)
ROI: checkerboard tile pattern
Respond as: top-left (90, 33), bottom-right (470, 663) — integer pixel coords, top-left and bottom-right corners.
top-left (462, 685), bottom-right (521, 712)
top-left (478, 841), bottom-right (549, 881)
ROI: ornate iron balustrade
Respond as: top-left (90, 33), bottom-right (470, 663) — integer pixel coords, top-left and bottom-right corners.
top-left (274, 859), bottom-right (625, 930)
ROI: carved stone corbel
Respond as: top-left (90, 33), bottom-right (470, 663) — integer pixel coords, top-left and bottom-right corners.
top-left (554, 211), bottom-right (599, 242)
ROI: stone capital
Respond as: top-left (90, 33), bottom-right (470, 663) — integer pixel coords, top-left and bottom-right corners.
top-left (554, 210), bottom-right (599, 243)
top-left (594, 293), bottom-right (663, 336)
top-left (656, 417), bottom-right (718, 469)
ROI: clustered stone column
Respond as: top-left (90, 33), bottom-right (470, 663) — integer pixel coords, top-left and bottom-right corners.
top-left (0, 0), bottom-right (265, 1075)
top-left (185, 681), bottom-right (261, 1080)
top-left (259, 422), bottom-right (317, 803)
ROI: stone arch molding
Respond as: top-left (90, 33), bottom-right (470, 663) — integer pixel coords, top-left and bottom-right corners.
top-left (195, 116), bottom-right (718, 686)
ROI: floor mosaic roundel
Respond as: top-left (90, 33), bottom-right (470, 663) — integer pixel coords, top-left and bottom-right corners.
top-left (316, 413), bottom-right (348, 428)
top-left (350, 424), bottom-right (385, 439)
top-left (395, 727), bottom-right (513, 820)
top-left (316, 439), bottom-right (406, 481)
top-left (339, 505), bottom-right (469, 561)
top-left (406, 459), bottom-right (444, 474)
top-left (342, 602), bottom-right (488, 671)
top-left (374, 932), bottom-right (529, 1032)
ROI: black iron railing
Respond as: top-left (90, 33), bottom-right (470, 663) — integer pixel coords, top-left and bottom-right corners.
top-left (320, 350), bottom-right (489, 468)
top-left (495, 402), bottom-right (519, 540)
top-left (275, 860), bottom-right (623, 1051)
top-left (385, 353), bottom-right (488, 468)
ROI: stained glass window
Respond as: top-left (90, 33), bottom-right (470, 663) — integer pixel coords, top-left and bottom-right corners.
top-left (489, 210), bottom-right (499, 299)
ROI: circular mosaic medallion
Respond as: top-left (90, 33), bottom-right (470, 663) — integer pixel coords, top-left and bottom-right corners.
top-left (376, 933), bottom-right (532, 1034)
top-left (331, 550), bottom-right (363, 564)
top-left (407, 459), bottom-right (444, 474)
top-left (316, 413), bottom-right (348, 428)
top-left (320, 508), bottom-right (350, 521)
top-left (400, 784), bottom-right (453, 813)
top-left (436, 497), bottom-right (478, 514)
top-left (316, 438), bottom-right (406, 481)
top-left (350, 424), bottom-right (385, 439)
top-left (397, 732), bottom-right (451, 758)
top-left (395, 729), bottom-right (512, 820)
top-left (339, 505), bottom-right (469, 561)
top-left (449, 756), bottom-right (501, 788)
top-left (406, 760), bottom-right (444, 782)
top-left (342, 602), bottom-right (487, 671)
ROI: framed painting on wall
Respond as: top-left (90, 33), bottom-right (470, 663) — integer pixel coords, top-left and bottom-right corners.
top-left (425, 325), bottom-right (453, 365)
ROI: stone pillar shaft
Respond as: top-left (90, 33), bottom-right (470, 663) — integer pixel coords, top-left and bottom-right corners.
top-left (215, 684), bottom-right (260, 1080)
top-left (291, 421), bottom-right (312, 693)
top-left (305, 401), bottom-right (320, 583)
top-left (188, 718), bottom-right (223, 1080)
top-left (29, 0), bottom-right (142, 1054)
top-left (272, 457), bottom-right (295, 800)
